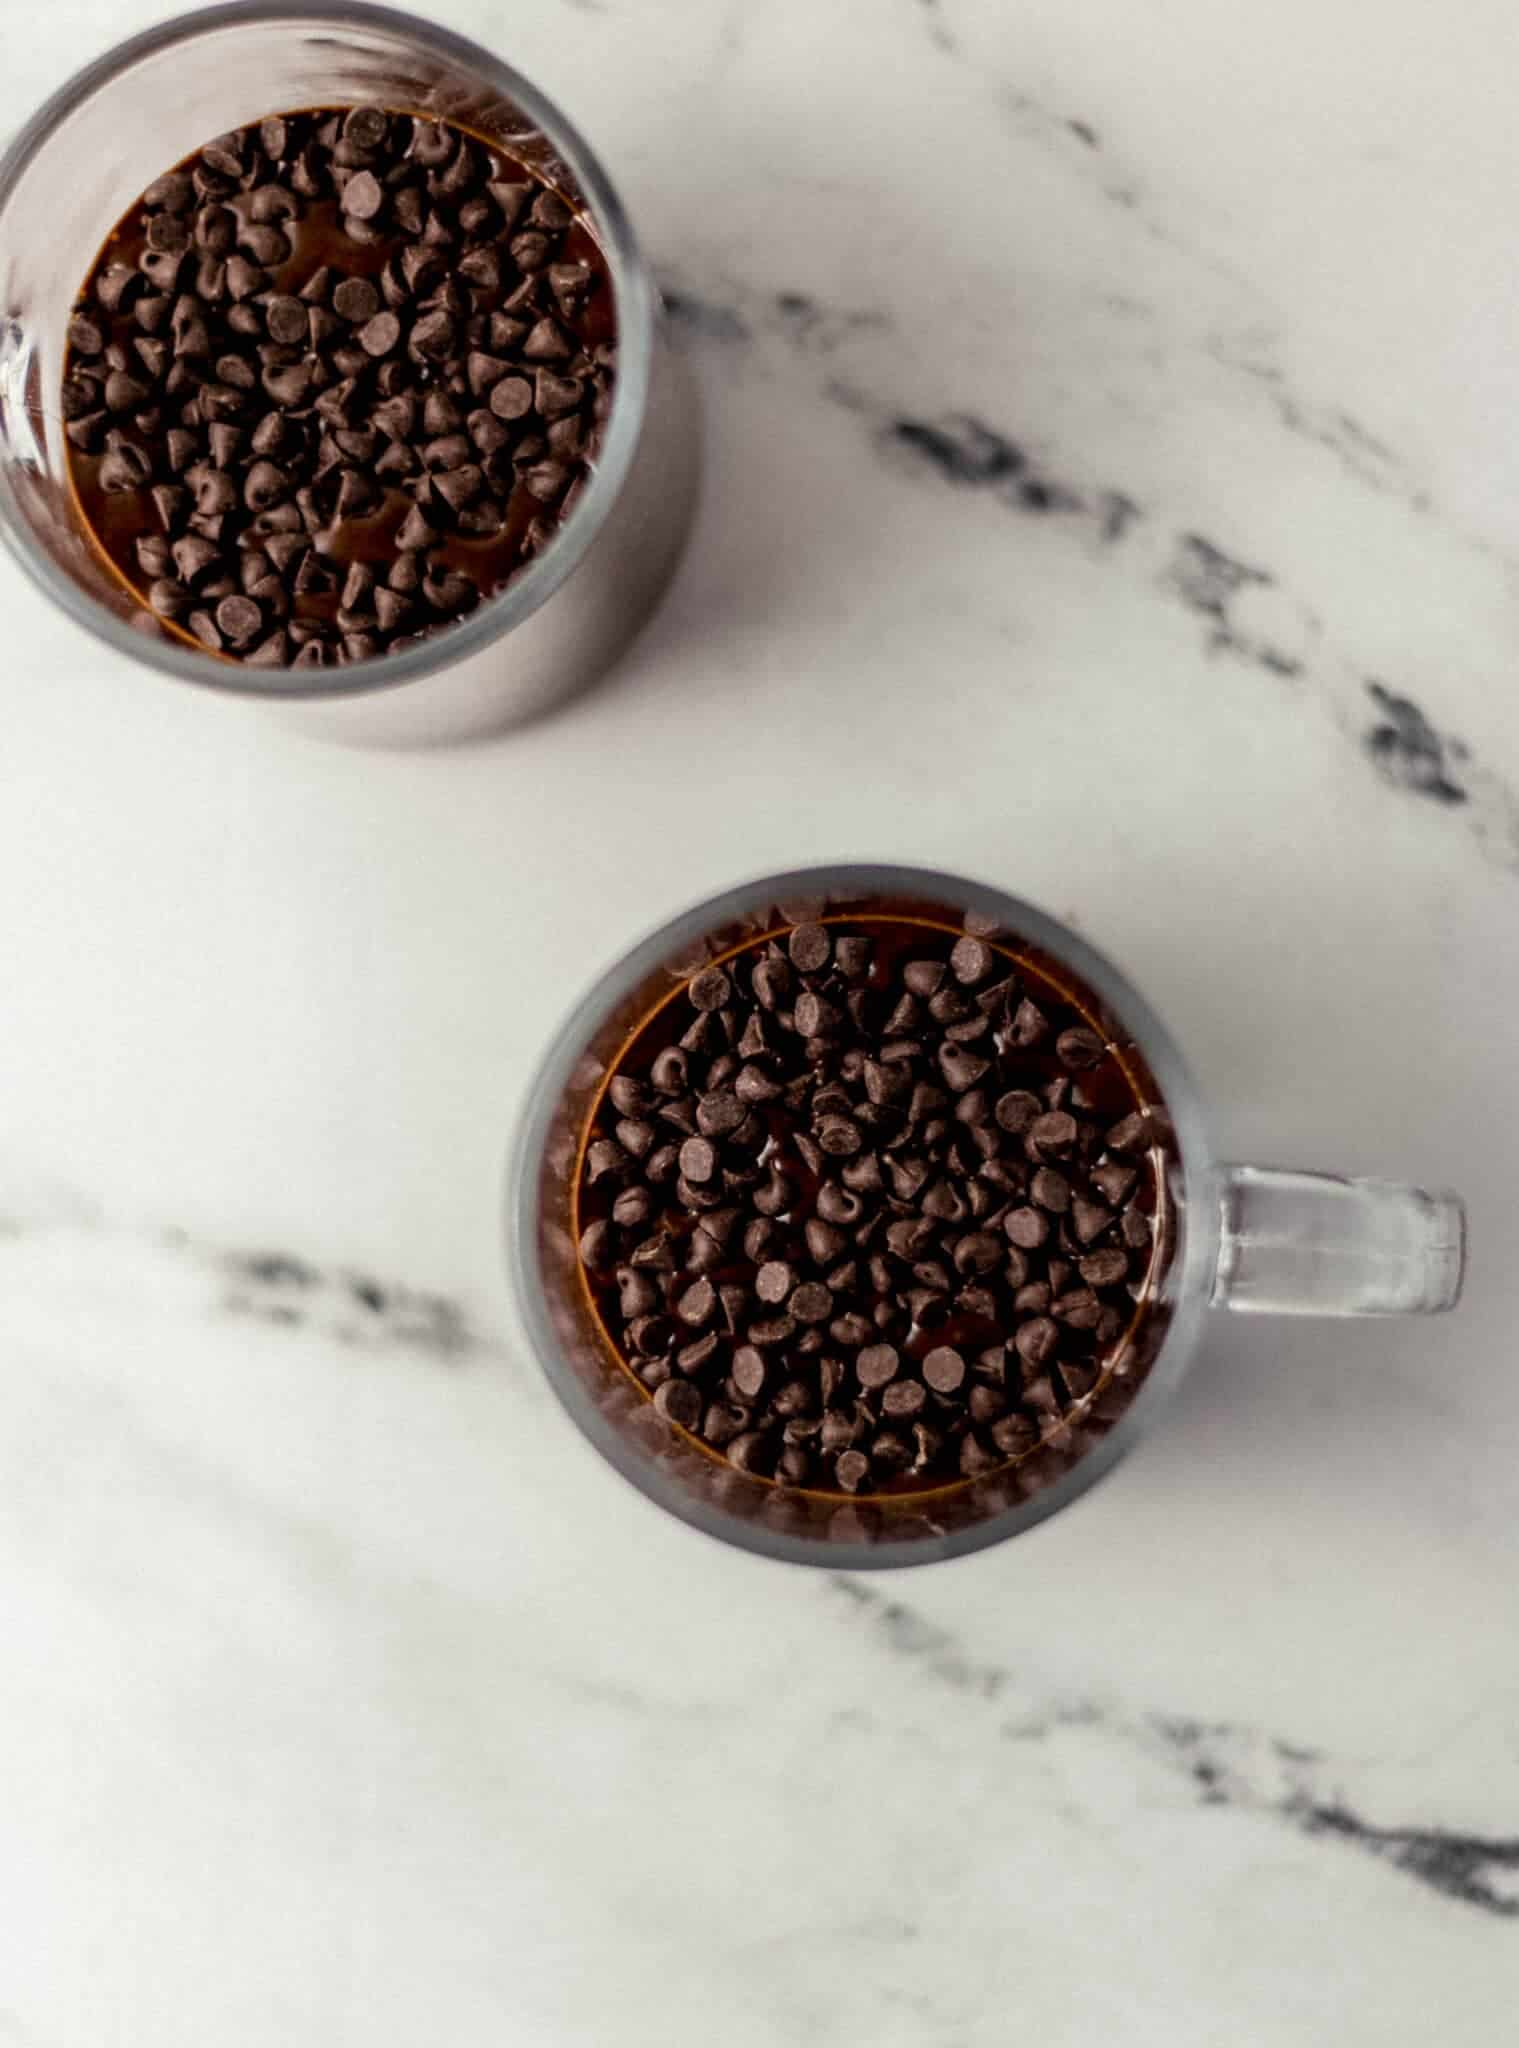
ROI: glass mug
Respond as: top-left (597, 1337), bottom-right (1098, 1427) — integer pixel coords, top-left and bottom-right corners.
top-left (0, 0), bottom-right (699, 747)
top-left (510, 864), bottom-right (1466, 1570)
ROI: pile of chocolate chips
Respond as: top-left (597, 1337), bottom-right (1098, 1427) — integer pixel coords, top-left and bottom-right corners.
top-left (576, 921), bottom-right (1168, 1497)
top-left (61, 107), bottom-right (615, 668)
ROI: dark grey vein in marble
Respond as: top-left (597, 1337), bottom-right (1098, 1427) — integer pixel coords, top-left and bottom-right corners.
top-left (832, 1580), bottom-right (1519, 1919)
top-left (911, 0), bottom-right (957, 56)
top-left (661, 277), bottom-right (885, 357)
top-left (1209, 338), bottom-right (1421, 506)
top-left (1165, 533), bottom-right (1304, 676)
top-left (1363, 682), bottom-right (1470, 806)
top-left (875, 407), bottom-right (1131, 537)
top-left (660, 286), bottom-right (752, 346)
top-left (1295, 1804), bottom-right (1519, 1917)
top-left (220, 1247), bottom-right (477, 1359)
top-left (661, 262), bottom-right (1518, 868)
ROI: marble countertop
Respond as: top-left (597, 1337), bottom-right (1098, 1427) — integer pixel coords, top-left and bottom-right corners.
top-left (2, 0), bottom-right (1516, 2039)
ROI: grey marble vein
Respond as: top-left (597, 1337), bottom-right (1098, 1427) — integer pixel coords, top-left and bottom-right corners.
top-left (666, 260), bottom-right (1519, 859)
top-left (1211, 335), bottom-right (1422, 505)
top-left (1355, 682), bottom-right (1519, 865)
top-left (1363, 682), bottom-right (1471, 806)
top-left (0, 1182), bottom-right (504, 1365)
top-left (661, 274), bottom-right (887, 356)
top-left (831, 1580), bottom-right (1519, 1920)
top-left (0, 1193), bottom-right (492, 1366)
top-left (912, 0), bottom-right (958, 57)
top-left (1164, 533), bottom-right (1305, 676)
top-left (218, 1245), bottom-right (478, 1359)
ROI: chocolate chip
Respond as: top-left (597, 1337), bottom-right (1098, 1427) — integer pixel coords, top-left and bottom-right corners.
top-left (1106, 1113), bottom-right (1149, 1153)
top-left (730, 1347), bottom-right (767, 1401)
top-left (1058, 1027), bottom-right (1107, 1067)
top-left (755, 1261), bottom-right (794, 1305)
top-left (1078, 1248), bottom-right (1129, 1288)
top-left (1014, 1317), bottom-right (1060, 1368)
top-left (653, 1378), bottom-right (701, 1429)
top-left (330, 275), bottom-right (381, 324)
top-left (834, 1448), bottom-right (871, 1493)
top-left (1071, 1197), bottom-right (1114, 1245)
top-left (920, 1345), bottom-right (965, 1394)
top-left (949, 936), bottom-right (994, 985)
top-left (789, 1282), bottom-right (833, 1324)
top-left (685, 966), bottom-right (729, 1013)
top-left (145, 172), bottom-right (195, 213)
top-left (1090, 1161), bottom-right (1138, 1206)
top-left (214, 593), bottom-right (262, 643)
top-left (341, 169), bottom-right (383, 221)
top-left (787, 922), bottom-right (831, 972)
top-left (679, 1137), bottom-right (718, 1186)
top-left (938, 1044), bottom-right (991, 1092)
top-left (857, 1344), bottom-right (899, 1389)
top-left (1030, 1111), bottom-right (1078, 1154)
top-left (97, 440), bottom-right (153, 495)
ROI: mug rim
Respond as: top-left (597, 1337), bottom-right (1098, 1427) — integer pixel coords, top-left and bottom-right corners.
top-left (506, 861), bottom-right (1220, 1570)
top-left (0, 0), bottom-right (655, 701)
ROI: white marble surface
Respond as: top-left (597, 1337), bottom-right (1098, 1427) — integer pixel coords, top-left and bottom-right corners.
top-left (2, 0), bottom-right (1517, 2039)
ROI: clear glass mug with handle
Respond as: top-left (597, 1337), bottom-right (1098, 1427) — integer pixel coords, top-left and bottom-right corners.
top-left (510, 864), bottom-right (1465, 1570)
top-left (0, 0), bottom-right (699, 747)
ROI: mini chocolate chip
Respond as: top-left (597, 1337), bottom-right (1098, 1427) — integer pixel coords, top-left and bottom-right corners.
top-left (679, 1137), bottom-right (717, 1185)
top-left (1010, 998), bottom-right (1049, 1046)
top-left (787, 922), bottom-right (831, 972)
top-left (1054, 1288), bottom-right (1103, 1329)
top-left (1105, 1112), bottom-right (1149, 1153)
top-left (243, 460), bottom-right (288, 510)
top-left (214, 593), bottom-right (262, 643)
top-left (675, 1278), bottom-right (717, 1328)
top-left (1071, 1197), bottom-right (1115, 1245)
top-left (879, 1378), bottom-right (925, 1420)
top-left (1091, 1161), bottom-right (1139, 1206)
top-left (952, 1232), bottom-right (1003, 1275)
top-left (789, 1282), bottom-right (833, 1324)
top-left (1015, 1317), bottom-right (1060, 1367)
top-left (358, 309), bottom-right (402, 357)
top-left (856, 1344), bottom-right (899, 1389)
top-left (688, 965), bottom-right (732, 1011)
top-left (1078, 1248), bottom-right (1129, 1288)
top-left (578, 1220), bottom-right (613, 1271)
top-left (1030, 1111), bottom-right (1078, 1154)
top-left (1057, 1027), bottom-right (1107, 1068)
top-left (332, 276), bottom-right (382, 324)
top-left (938, 1044), bottom-right (991, 1092)
top-left (1119, 1208), bottom-right (1152, 1251)
top-left (994, 1091), bottom-right (1042, 1135)
top-left (653, 1378), bottom-right (702, 1428)
top-left (145, 172), bottom-right (195, 213)
top-left (1003, 1206), bottom-right (1050, 1251)
top-left (817, 1116), bottom-right (863, 1158)
top-left (922, 1345), bottom-right (967, 1394)
top-left (949, 936), bottom-right (994, 984)
top-left (341, 169), bottom-right (383, 221)
top-left (731, 1347), bottom-right (768, 1401)
top-left (834, 1448), bottom-right (870, 1493)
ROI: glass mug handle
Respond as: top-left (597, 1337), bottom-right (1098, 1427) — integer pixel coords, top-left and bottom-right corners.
top-left (1212, 1167), bottom-right (1466, 1315)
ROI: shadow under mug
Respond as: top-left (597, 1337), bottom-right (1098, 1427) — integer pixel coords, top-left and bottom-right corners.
top-left (509, 864), bottom-right (1466, 1571)
top-left (0, 0), bottom-right (699, 747)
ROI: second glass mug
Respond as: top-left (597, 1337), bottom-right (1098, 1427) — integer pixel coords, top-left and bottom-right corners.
top-left (0, 1), bottom-right (699, 747)
top-left (511, 864), bottom-right (1466, 1570)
